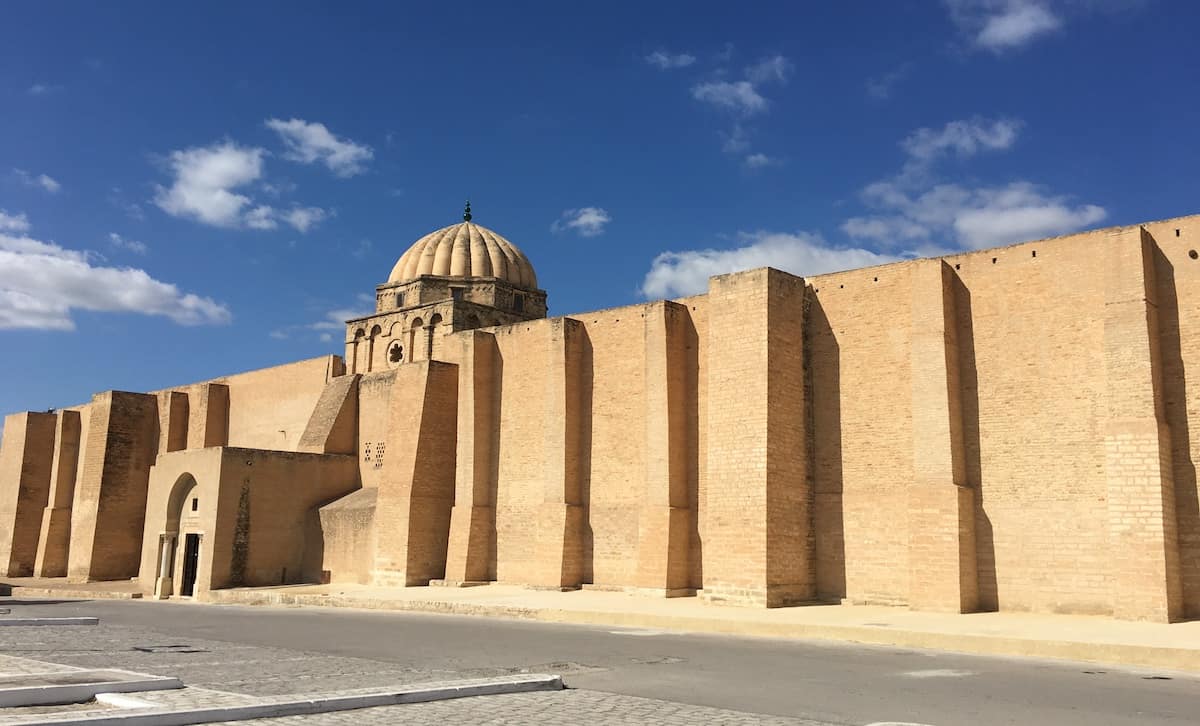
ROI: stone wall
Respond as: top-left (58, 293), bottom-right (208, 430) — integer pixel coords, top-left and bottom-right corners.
top-left (2, 215), bottom-right (1198, 622)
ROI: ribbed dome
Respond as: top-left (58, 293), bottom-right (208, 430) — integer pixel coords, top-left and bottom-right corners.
top-left (388, 221), bottom-right (538, 289)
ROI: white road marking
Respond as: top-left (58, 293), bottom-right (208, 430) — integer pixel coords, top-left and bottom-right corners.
top-left (899, 668), bottom-right (976, 678)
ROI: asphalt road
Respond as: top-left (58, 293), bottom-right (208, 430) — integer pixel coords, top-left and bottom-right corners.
top-left (4, 597), bottom-right (1197, 725)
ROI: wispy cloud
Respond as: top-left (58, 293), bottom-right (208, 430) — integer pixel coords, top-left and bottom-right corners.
top-left (265, 118), bottom-right (374, 177)
top-left (641, 231), bottom-right (897, 299)
top-left (842, 116), bottom-right (1106, 249)
top-left (270, 305), bottom-right (371, 341)
top-left (552, 207), bottom-right (611, 237)
top-left (945, 0), bottom-right (1063, 52)
top-left (744, 54), bottom-right (792, 84)
top-left (153, 140), bottom-right (329, 232)
top-left (866, 63), bottom-right (912, 100)
top-left (691, 54), bottom-right (792, 116)
top-left (743, 153), bottom-right (781, 170)
top-left (27, 83), bottom-right (61, 96)
top-left (645, 49), bottom-right (697, 69)
top-left (0, 217), bottom-right (229, 330)
top-left (901, 117), bottom-right (1022, 163)
top-left (13, 169), bottom-right (61, 193)
top-left (108, 232), bottom-right (148, 255)
top-left (282, 206), bottom-right (329, 233)
top-left (0, 211), bottom-right (31, 233)
top-left (692, 81), bottom-right (767, 115)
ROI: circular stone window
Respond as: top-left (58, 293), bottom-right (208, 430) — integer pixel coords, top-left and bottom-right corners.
top-left (387, 342), bottom-right (404, 368)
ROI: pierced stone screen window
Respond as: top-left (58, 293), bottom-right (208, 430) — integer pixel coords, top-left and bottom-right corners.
top-left (373, 442), bottom-right (386, 469)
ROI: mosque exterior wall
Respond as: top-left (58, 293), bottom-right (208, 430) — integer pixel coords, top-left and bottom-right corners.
top-left (1, 215), bottom-right (1198, 622)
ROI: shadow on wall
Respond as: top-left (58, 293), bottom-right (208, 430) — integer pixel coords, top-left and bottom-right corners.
top-left (950, 271), bottom-right (997, 612)
top-left (684, 311), bottom-right (702, 589)
top-left (808, 293), bottom-right (846, 601)
top-left (578, 325), bottom-right (595, 586)
top-left (1153, 243), bottom-right (1200, 620)
top-left (485, 336), bottom-right (501, 583)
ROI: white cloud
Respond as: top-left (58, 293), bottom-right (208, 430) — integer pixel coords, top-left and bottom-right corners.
top-left (272, 306), bottom-right (371, 341)
top-left (265, 118), bottom-right (373, 178)
top-left (901, 117), bottom-right (1022, 162)
top-left (27, 83), bottom-right (60, 96)
top-left (282, 206), bottom-right (328, 233)
top-left (154, 141), bottom-right (267, 227)
top-left (645, 50), bottom-right (696, 69)
top-left (14, 169), bottom-right (61, 193)
top-left (108, 232), bottom-right (148, 255)
top-left (0, 211), bottom-right (31, 232)
top-left (952, 183), bottom-right (1107, 247)
top-left (945, 1), bottom-right (1063, 51)
top-left (843, 115), bottom-right (1106, 249)
top-left (0, 228), bottom-right (229, 330)
top-left (551, 207), bottom-right (611, 237)
top-left (743, 153), bottom-right (781, 169)
top-left (641, 231), bottom-right (898, 299)
top-left (244, 205), bottom-right (278, 230)
top-left (691, 81), bottom-right (768, 115)
top-left (845, 181), bottom-right (1106, 249)
top-left (744, 55), bottom-right (792, 85)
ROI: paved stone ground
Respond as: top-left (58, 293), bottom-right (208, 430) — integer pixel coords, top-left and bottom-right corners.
top-left (0, 623), bottom-right (838, 724)
top-left (0, 622), bottom-right (459, 696)
top-left (204, 690), bottom-right (835, 725)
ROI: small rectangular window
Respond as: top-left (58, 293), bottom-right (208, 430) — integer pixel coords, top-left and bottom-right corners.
top-left (513, 294), bottom-right (525, 313)
top-left (395, 292), bottom-right (405, 307)
top-left (450, 288), bottom-right (463, 301)
top-left (191, 498), bottom-right (199, 512)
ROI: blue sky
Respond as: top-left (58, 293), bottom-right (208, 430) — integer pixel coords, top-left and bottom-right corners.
top-left (2, 0), bottom-right (1198, 423)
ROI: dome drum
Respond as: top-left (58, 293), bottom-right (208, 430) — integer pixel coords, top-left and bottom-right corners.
top-left (373, 273), bottom-right (547, 318)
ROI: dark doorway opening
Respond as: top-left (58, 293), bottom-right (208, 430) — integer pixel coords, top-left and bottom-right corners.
top-left (181, 533), bottom-right (200, 597)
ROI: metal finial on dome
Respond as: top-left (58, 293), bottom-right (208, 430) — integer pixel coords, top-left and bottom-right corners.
top-left (463, 200), bottom-right (472, 222)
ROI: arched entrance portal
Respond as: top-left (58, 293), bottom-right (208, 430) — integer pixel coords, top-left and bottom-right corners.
top-left (153, 473), bottom-right (202, 599)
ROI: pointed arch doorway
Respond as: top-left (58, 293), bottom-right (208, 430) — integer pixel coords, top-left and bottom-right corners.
top-left (153, 472), bottom-right (203, 598)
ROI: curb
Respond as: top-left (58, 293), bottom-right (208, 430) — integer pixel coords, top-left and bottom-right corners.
top-left (203, 590), bottom-right (1200, 675)
top-left (13, 674), bottom-right (564, 725)
top-left (2, 586), bottom-right (142, 600)
top-left (0, 670), bottom-right (181, 708)
top-left (0, 617), bottom-right (98, 627)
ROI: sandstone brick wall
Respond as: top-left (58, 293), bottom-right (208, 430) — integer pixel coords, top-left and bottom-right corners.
top-left (372, 362), bottom-right (459, 586)
top-left (807, 263), bottom-right (915, 605)
top-left (213, 448), bottom-right (358, 589)
top-left (217, 356), bottom-right (336, 451)
top-left (671, 294), bottom-right (708, 591)
top-left (68, 391), bottom-right (158, 582)
top-left (945, 233), bottom-right (1110, 613)
top-left (356, 370), bottom-right (397, 490)
top-left (313, 487), bottom-right (376, 584)
top-left (576, 304), bottom-right (649, 588)
top-left (1144, 216), bottom-right (1200, 619)
top-left (0, 412), bottom-right (56, 575)
top-left (2, 213), bottom-right (1197, 622)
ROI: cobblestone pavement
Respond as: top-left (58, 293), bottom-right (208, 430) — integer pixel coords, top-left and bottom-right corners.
top-left (204, 690), bottom-right (838, 725)
top-left (0, 623), bottom-right (839, 724)
top-left (0, 622), bottom-right (461, 696)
